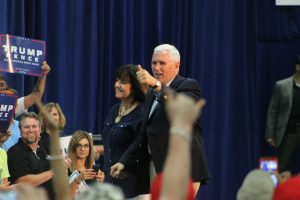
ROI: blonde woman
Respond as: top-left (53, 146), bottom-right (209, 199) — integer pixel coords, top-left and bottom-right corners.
top-left (38, 102), bottom-right (66, 154)
top-left (67, 130), bottom-right (104, 196)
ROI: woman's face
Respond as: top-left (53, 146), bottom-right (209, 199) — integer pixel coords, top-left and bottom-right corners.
top-left (114, 78), bottom-right (132, 101)
top-left (75, 138), bottom-right (90, 159)
top-left (49, 107), bottom-right (60, 126)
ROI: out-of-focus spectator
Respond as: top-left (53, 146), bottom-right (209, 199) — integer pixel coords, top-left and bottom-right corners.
top-left (77, 183), bottom-right (124, 200)
top-left (237, 169), bottom-right (276, 200)
top-left (151, 173), bottom-right (194, 200)
top-left (273, 176), bottom-right (300, 200)
top-left (237, 169), bottom-right (291, 200)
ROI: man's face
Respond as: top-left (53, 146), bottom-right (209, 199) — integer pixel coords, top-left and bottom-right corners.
top-left (20, 117), bottom-right (41, 145)
top-left (0, 79), bottom-right (7, 91)
top-left (151, 51), bottom-right (180, 85)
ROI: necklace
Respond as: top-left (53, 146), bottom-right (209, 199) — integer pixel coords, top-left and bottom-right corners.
top-left (115, 102), bottom-right (138, 123)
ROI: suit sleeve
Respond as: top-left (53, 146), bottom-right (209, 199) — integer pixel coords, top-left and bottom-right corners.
top-left (265, 82), bottom-right (281, 139)
top-left (158, 78), bottom-right (202, 104)
top-left (118, 119), bottom-right (148, 173)
top-left (174, 78), bottom-right (202, 100)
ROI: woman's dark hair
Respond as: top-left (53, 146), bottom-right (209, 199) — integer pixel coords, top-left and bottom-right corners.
top-left (115, 64), bottom-right (145, 103)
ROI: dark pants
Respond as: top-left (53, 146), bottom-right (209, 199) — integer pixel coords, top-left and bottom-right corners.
top-left (277, 127), bottom-right (300, 173)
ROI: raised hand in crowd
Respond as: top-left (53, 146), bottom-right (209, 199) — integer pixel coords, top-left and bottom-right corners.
top-left (16, 184), bottom-right (48, 200)
top-left (158, 89), bottom-right (205, 200)
top-left (14, 61), bottom-right (51, 117)
top-left (35, 100), bottom-right (71, 200)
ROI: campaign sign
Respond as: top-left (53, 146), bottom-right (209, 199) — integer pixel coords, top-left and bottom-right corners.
top-left (59, 135), bottom-right (72, 156)
top-left (0, 94), bottom-right (17, 132)
top-left (0, 34), bottom-right (45, 76)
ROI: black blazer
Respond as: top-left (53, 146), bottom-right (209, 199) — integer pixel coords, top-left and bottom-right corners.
top-left (119, 75), bottom-right (210, 182)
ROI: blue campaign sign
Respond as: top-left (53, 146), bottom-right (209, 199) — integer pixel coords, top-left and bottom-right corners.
top-left (0, 34), bottom-right (45, 77)
top-left (0, 94), bottom-right (17, 131)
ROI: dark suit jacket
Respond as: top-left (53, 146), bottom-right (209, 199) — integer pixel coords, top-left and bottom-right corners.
top-left (120, 75), bottom-right (210, 182)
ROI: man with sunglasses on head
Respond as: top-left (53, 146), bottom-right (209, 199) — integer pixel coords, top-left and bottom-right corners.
top-left (7, 112), bottom-right (54, 199)
top-left (0, 61), bottom-right (51, 118)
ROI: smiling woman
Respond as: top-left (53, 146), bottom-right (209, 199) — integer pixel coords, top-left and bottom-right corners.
top-left (102, 64), bottom-right (150, 198)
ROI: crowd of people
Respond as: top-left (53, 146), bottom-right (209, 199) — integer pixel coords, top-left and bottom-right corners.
top-left (0, 44), bottom-right (299, 200)
top-left (0, 44), bottom-right (210, 200)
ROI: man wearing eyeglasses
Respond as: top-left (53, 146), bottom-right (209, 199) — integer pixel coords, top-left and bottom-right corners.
top-left (7, 112), bottom-right (54, 199)
top-left (0, 61), bottom-right (51, 118)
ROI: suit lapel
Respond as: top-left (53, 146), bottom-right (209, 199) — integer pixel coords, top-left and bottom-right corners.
top-left (144, 89), bottom-right (157, 119)
top-left (286, 76), bottom-right (294, 106)
top-left (147, 75), bottom-right (184, 120)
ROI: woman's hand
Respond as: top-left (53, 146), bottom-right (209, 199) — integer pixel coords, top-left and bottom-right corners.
top-left (78, 169), bottom-right (97, 181)
top-left (96, 169), bottom-right (105, 183)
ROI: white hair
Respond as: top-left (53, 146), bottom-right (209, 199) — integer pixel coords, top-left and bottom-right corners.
top-left (237, 169), bottom-right (275, 200)
top-left (153, 44), bottom-right (180, 62)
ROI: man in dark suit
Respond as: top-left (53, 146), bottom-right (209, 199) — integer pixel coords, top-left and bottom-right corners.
top-left (265, 56), bottom-right (300, 172)
top-left (111, 44), bottom-right (210, 193)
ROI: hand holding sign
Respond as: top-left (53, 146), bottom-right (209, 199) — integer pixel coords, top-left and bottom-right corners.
top-left (41, 61), bottom-right (51, 76)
